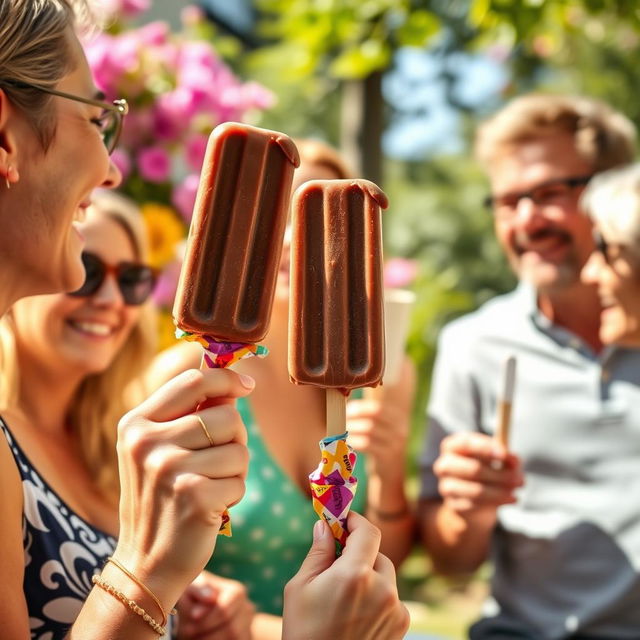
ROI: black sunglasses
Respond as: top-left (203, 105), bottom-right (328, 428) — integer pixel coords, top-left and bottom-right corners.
top-left (69, 252), bottom-right (157, 306)
top-left (0, 79), bottom-right (128, 154)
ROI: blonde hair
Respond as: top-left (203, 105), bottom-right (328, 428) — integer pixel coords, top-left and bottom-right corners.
top-left (0, 0), bottom-right (95, 148)
top-left (475, 94), bottom-right (636, 173)
top-left (294, 138), bottom-right (354, 179)
top-left (581, 163), bottom-right (640, 251)
top-left (0, 190), bottom-right (157, 504)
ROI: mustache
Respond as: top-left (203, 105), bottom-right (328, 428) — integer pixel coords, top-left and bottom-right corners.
top-left (514, 227), bottom-right (572, 253)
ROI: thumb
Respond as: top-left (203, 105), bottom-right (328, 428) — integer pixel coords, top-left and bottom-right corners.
top-left (294, 520), bottom-right (336, 582)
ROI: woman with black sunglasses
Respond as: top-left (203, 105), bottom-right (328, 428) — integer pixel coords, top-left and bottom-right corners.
top-left (0, 3), bottom-right (409, 639)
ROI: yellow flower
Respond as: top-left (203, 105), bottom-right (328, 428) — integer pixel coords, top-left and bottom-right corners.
top-left (141, 202), bottom-right (185, 268)
top-left (157, 310), bottom-right (179, 352)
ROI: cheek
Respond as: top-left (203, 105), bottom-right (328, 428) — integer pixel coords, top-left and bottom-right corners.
top-left (121, 309), bottom-right (140, 338)
top-left (494, 221), bottom-right (515, 251)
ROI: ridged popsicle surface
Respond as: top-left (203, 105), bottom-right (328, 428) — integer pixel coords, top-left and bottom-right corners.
top-left (288, 179), bottom-right (387, 390)
top-left (173, 122), bottom-right (299, 342)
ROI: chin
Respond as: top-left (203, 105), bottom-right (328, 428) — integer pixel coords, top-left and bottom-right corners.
top-left (518, 261), bottom-right (579, 292)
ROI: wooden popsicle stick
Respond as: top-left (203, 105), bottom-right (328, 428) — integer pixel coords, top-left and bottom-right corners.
top-left (495, 356), bottom-right (517, 449)
top-left (326, 388), bottom-right (347, 437)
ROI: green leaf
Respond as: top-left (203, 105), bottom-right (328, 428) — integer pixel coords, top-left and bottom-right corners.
top-left (396, 10), bottom-right (441, 47)
top-left (329, 39), bottom-right (391, 78)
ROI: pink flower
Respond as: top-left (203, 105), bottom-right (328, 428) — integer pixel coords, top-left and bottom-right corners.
top-left (153, 89), bottom-right (199, 140)
top-left (184, 134), bottom-right (208, 172)
top-left (85, 33), bottom-right (140, 97)
top-left (172, 174), bottom-right (200, 222)
top-left (121, 0), bottom-right (150, 17)
top-left (384, 258), bottom-right (419, 288)
top-left (240, 82), bottom-right (276, 111)
top-left (137, 146), bottom-right (171, 183)
top-left (152, 259), bottom-right (181, 307)
top-left (110, 149), bottom-right (132, 180)
top-left (136, 21), bottom-right (169, 46)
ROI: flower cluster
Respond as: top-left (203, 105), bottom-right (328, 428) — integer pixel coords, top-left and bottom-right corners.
top-left (84, 6), bottom-right (274, 346)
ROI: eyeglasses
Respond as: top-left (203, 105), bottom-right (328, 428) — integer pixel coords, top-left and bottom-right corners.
top-left (69, 252), bottom-right (157, 306)
top-left (484, 175), bottom-right (593, 217)
top-left (592, 228), bottom-right (610, 264)
top-left (0, 79), bottom-right (128, 154)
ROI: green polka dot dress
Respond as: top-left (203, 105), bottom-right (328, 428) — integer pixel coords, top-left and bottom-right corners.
top-left (206, 396), bottom-right (368, 615)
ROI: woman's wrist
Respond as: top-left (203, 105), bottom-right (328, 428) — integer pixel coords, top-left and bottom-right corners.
top-left (368, 503), bottom-right (413, 522)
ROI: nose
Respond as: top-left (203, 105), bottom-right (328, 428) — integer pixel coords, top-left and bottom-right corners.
top-left (92, 272), bottom-right (125, 307)
top-left (513, 195), bottom-right (542, 224)
top-left (101, 157), bottom-right (122, 189)
top-left (580, 251), bottom-right (604, 285)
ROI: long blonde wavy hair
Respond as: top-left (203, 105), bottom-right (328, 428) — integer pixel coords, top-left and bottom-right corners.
top-left (0, 190), bottom-right (157, 504)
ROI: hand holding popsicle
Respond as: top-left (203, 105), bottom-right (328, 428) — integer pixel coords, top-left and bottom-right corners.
top-left (110, 368), bottom-right (252, 613)
top-left (282, 513), bottom-right (410, 640)
top-left (434, 432), bottom-right (523, 518)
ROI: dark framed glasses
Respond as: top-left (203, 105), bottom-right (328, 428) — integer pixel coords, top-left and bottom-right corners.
top-left (592, 228), bottom-right (610, 264)
top-left (484, 175), bottom-right (593, 216)
top-left (69, 252), bottom-right (157, 306)
top-left (0, 79), bottom-right (128, 154)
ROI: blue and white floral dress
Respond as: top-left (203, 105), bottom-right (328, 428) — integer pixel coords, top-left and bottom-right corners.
top-left (1, 417), bottom-right (173, 640)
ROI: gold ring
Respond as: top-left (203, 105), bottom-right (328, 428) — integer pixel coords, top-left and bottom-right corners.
top-left (196, 414), bottom-right (215, 447)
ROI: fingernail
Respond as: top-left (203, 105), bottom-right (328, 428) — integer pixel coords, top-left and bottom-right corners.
top-left (239, 374), bottom-right (255, 389)
top-left (313, 519), bottom-right (326, 541)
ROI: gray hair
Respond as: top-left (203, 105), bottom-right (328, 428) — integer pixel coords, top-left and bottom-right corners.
top-left (581, 163), bottom-right (640, 249)
top-left (0, 0), bottom-right (95, 148)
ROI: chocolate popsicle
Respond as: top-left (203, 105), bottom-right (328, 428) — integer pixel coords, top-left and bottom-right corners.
top-left (173, 122), bottom-right (299, 344)
top-left (288, 179), bottom-right (387, 394)
top-left (288, 178), bottom-right (388, 548)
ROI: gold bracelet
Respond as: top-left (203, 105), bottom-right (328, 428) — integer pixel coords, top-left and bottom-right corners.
top-left (92, 575), bottom-right (166, 636)
top-left (106, 556), bottom-right (176, 625)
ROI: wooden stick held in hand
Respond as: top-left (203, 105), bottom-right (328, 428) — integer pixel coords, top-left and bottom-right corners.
top-left (495, 356), bottom-right (517, 449)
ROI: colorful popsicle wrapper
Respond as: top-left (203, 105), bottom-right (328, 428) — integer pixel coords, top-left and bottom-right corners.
top-left (309, 432), bottom-right (358, 549)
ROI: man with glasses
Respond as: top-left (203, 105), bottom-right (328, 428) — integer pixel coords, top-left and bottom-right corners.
top-left (418, 94), bottom-right (640, 638)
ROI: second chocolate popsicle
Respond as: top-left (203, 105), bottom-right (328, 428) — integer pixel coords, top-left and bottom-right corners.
top-left (288, 178), bottom-right (388, 391)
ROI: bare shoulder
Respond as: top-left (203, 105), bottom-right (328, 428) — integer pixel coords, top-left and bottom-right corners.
top-left (0, 421), bottom-right (30, 636)
top-left (145, 341), bottom-right (203, 392)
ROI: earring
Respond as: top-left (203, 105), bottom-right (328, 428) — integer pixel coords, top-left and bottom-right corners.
top-left (5, 165), bottom-right (11, 190)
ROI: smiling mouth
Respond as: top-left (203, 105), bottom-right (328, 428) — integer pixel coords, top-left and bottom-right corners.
top-left (515, 229), bottom-right (571, 256)
top-left (68, 320), bottom-right (115, 337)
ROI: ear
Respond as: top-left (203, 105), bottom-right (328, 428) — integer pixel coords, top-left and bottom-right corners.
top-left (0, 88), bottom-right (20, 186)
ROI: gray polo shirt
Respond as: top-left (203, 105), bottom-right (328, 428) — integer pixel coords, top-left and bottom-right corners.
top-left (420, 284), bottom-right (640, 639)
